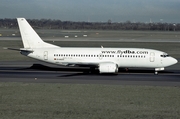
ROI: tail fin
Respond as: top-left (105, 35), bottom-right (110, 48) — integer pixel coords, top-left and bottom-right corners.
top-left (17, 18), bottom-right (59, 48)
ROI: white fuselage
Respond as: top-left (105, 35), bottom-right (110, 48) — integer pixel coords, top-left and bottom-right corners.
top-left (21, 47), bottom-right (177, 70)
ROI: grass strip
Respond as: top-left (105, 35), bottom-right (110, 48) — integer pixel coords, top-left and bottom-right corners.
top-left (0, 83), bottom-right (180, 119)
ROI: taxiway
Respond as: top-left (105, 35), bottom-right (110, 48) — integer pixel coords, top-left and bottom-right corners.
top-left (0, 61), bottom-right (179, 86)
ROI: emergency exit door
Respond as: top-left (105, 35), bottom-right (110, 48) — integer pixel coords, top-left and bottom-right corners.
top-left (44, 51), bottom-right (48, 60)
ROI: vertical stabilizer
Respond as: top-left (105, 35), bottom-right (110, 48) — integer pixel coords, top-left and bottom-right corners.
top-left (17, 18), bottom-right (59, 48)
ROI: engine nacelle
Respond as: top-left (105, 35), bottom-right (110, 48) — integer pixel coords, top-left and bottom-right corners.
top-left (99, 62), bottom-right (118, 73)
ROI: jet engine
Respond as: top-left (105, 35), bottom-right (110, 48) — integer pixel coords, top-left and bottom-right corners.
top-left (99, 62), bottom-right (118, 73)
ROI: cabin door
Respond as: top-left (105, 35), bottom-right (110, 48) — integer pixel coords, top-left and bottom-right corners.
top-left (150, 52), bottom-right (155, 62)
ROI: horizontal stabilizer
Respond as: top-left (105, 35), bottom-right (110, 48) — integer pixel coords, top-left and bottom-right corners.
top-left (3, 47), bottom-right (34, 52)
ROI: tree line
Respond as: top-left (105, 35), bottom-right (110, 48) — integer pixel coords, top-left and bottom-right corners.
top-left (0, 18), bottom-right (179, 31)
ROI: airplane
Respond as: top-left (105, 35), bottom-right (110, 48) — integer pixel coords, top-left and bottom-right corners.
top-left (6, 18), bottom-right (178, 74)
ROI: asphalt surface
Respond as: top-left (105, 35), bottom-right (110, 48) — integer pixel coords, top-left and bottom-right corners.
top-left (0, 61), bottom-right (180, 86)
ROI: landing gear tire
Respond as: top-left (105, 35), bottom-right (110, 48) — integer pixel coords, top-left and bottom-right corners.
top-left (154, 71), bottom-right (158, 75)
top-left (125, 68), bottom-right (129, 72)
top-left (89, 67), bottom-right (96, 74)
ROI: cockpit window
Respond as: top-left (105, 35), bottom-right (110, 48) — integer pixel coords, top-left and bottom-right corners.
top-left (160, 53), bottom-right (169, 58)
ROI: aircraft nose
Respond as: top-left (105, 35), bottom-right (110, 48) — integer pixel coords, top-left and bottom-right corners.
top-left (163, 57), bottom-right (178, 67)
top-left (170, 57), bottom-right (178, 65)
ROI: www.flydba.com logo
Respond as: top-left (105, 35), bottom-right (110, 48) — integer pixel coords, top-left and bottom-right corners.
top-left (102, 50), bottom-right (148, 54)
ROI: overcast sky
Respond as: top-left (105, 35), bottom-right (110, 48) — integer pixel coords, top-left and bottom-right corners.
top-left (0, 0), bottom-right (180, 23)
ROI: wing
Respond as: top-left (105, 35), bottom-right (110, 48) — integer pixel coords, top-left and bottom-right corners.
top-left (58, 62), bottom-right (99, 67)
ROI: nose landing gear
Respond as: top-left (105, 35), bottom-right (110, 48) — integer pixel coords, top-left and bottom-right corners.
top-left (154, 71), bottom-right (158, 75)
top-left (155, 67), bottom-right (164, 75)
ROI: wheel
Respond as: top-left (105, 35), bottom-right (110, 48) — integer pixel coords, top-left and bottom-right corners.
top-left (154, 71), bottom-right (158, 75)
